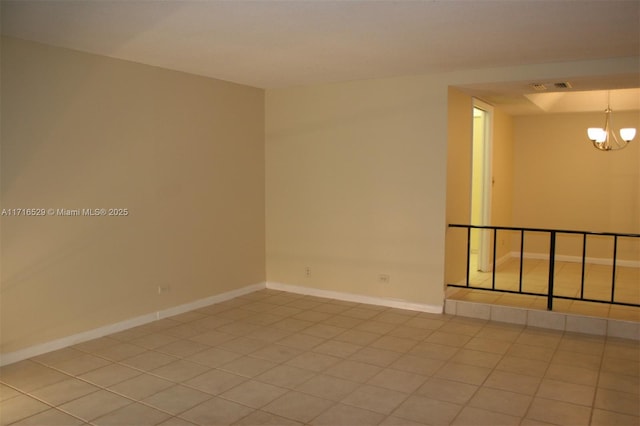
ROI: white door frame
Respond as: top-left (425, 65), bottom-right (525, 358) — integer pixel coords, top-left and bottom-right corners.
top-left (472, 98), bottom-right (493, 272)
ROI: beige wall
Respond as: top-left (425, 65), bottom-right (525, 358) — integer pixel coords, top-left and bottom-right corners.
top-left (266, 76), bottom-right (448, 308)
top-left (0, 38), bottom-right (266, 354)
top-left (512, 111), bottom-right (640, 260)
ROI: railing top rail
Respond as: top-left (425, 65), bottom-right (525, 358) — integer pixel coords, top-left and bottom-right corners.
top-left (448, 223), bottom-right (640, 238)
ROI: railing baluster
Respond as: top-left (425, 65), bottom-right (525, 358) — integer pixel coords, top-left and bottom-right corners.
top-left (611, 235), bottom-right (618, 303)
top-left (547, 231), bottom-right (556, 311)
top-left (580, 233), bottom-right (587, 300)
top-left (492, 228), bottom-right (497, 290)
top-left (466, 227), bottom-right (471, 287)
top-left (519, 230), bottom-right (524, 293)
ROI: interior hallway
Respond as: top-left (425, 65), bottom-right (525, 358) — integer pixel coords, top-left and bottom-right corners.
top-left (1, 289), bottom-right (639, 425)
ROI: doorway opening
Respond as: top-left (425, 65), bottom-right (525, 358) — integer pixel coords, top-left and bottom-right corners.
top-left (471, 99), bottom-right (493, 272)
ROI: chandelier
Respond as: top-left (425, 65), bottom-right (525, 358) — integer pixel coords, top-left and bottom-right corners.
top-left (587, 93), bottom-right (636, 151)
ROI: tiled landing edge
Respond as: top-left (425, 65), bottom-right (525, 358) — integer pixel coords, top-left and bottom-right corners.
top-left (445, 299), bottom-right (639, 341)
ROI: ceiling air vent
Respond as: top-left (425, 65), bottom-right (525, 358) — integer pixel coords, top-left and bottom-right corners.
top-left (530, 83), bottom-right (547, 91)
top-left (554, 82), bottom-right (572, 89)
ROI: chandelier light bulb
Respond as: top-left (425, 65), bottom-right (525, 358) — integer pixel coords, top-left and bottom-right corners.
top-left (587, 128), bottom-right (606, 143)
top-left (620, 128), bottom-right (636, 142)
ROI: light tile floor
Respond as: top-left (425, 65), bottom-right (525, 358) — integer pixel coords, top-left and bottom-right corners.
top-left (449, 257), bottom-right (640, 322)
top-left (1, 289), bottom-right (639, 425)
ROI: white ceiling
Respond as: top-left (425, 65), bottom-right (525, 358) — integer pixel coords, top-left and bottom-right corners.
top-left (2, 0), bottom-right (639, 113)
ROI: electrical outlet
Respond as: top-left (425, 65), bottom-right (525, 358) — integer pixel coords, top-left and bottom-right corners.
top-left (305, 266), bottom-right (311, 277)
top-left (157, 285), bottom-right (170, 294)
top-left (379, 274), bottom-right (390, 284)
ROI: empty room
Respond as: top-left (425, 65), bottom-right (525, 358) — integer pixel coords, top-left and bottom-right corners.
top-left (1, 1), bottom-right (639, 425)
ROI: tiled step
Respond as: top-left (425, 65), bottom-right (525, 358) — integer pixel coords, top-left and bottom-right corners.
top-left (445, 298), bottom-right (639, 340)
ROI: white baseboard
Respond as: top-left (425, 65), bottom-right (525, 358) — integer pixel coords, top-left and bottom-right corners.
top-left (512, 252), bottom-right (640, 268)
top-left (266, 281), bottom-right (442, 314)
top-left (157, 282), bottom-right (266, 320)
top-left (0, 312), bottom-right (158, 367)
top-left (496, 253), bottom-right (511, 268)
top-left (0, 282), bottom-right (266, 367)
top-left (478, 252), bottom-right (512, 272)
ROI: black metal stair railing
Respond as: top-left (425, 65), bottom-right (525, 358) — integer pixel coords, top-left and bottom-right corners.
top-left (448, 224), bottom-right (640, 311)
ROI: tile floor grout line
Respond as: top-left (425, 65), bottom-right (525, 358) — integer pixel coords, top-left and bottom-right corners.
top-left (25, 358), bottom-right (186, 425)
top-left (443, 319), bottom-right (517, 425)
top-left (587, 336), bottom-right (608, 426)
top-left (7, 360), bottom-right (112, 424)
top-left (0, 380), bottom-right (79, 426)
top-left (23, 319), bottom-right (287, 424)
top-left (521, 327), bottom-right (582, 425)
top-left (3, 375), bottom-right (112, 426)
